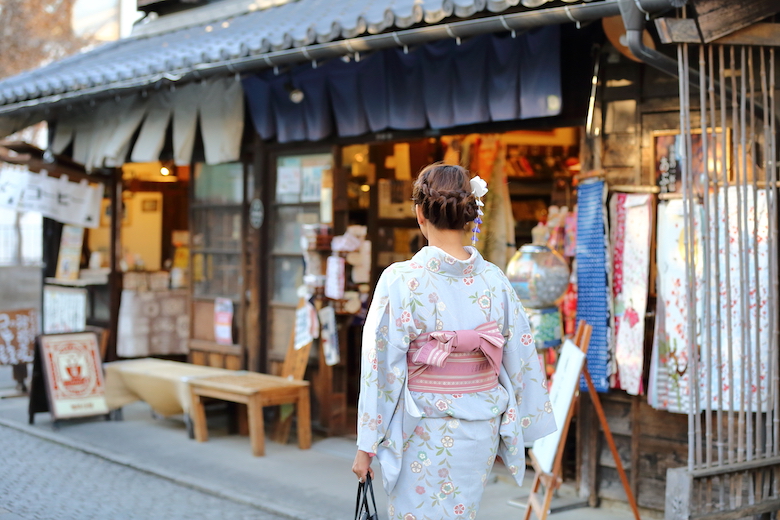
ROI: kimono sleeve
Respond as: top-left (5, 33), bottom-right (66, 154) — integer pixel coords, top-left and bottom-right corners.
top-left (501, 281), bottom-right (556, 443)
top-left (356, 269), bottom-right (408, 454)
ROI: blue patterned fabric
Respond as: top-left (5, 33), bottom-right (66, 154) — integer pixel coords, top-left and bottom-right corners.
top-left (576, 180), bottom-right (611, 392)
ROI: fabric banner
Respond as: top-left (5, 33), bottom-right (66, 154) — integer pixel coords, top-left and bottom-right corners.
top-left (610, 194), bottom-right (652, 396)
top-left (243, 27), bottom-right (561, 143)
top-left (0, 169), bottom-right (103, 228)
top-left (576, 180), bottom-right (611, 393)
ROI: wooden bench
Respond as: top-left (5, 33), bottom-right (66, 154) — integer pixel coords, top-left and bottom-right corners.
top-left (189, 373), bottom-right (311, 457)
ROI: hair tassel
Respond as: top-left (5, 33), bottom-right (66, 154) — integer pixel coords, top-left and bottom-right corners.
top-left (469, 176), bottom-right (488, 246)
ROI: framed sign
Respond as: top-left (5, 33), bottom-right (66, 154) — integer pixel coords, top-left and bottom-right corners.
top-left (40, 332), bottom-right (108, 419)
top-left (43, 285), bottom-right (87, 334)
top-left (654, 128), bottom-right (730, 194)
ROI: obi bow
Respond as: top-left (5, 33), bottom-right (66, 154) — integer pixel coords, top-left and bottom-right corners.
top-left (410, 321), bottom-right (505, 377)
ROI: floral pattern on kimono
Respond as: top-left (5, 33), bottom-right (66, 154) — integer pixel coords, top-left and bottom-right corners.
top-left (357, 246), bottom-right (555, 518)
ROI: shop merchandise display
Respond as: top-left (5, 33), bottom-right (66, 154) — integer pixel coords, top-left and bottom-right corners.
top-left (575, 180), bottom-right (611, 393)
top-left (609, 193), bottom-right (652, 396)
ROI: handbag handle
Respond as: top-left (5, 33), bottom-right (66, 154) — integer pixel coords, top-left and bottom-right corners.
top-left (354, 474), bottom-right (378, 520)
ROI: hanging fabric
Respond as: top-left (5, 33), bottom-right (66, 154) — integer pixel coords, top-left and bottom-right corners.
top-left (649, 199), bottom-right (703, 413)
top-left (575, 180), bottom-right (611, 393)
top-left (610, 193), bottom-right (652, 396)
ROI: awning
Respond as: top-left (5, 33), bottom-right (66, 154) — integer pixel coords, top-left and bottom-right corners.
top-left (0, 0), bottom-right (680, 168)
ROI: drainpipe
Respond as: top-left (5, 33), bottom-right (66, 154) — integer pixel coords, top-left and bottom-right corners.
top-left (618, 0), bottom-right (688, 78)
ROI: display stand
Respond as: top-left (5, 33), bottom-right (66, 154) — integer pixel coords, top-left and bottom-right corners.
top-left (523, 321), bottom-right (641, 520)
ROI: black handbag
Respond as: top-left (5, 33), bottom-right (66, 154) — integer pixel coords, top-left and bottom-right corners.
top-left (354, 474), bottom-right (379, 520)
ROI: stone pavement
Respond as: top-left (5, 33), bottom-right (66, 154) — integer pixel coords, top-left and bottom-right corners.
top-left (0, 365), bottom-right (641, 520)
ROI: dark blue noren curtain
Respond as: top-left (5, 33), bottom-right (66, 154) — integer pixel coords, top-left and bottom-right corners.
top-left (243, 29), bottom-right (561, 143)
top-left (327, 58), bottom-right (370, 137)
top-left (518, 25), bottom-right (562, 119)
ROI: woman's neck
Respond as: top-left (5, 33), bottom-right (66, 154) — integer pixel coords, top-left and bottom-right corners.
top-left (425, 227), bottom-right (470, 260)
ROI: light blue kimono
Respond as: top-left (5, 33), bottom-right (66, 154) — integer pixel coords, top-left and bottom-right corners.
top-left (357, 246), bottom-right (556, 520)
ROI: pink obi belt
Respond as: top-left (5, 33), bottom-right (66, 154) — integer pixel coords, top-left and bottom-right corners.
top-left (407, 321), bottom-right (504, 394)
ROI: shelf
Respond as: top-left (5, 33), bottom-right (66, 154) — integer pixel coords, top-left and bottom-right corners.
top-left (191, 248), bottom-right (241, 255)
top-left (191, 203), bottom-right (243, 210)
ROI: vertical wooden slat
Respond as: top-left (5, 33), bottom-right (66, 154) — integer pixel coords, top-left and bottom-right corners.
top-left (699, 44), bottom-right (714, 470)
top-left (719, 45), bottom-right (736, 468)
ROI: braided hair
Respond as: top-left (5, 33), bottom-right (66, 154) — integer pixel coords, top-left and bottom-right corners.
top-left (412, 163), bottom-right (478, 231)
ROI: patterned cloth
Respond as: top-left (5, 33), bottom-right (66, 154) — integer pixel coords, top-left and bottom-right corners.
top-left (704, 187), bottom-right (770, 412)
top-left (648, 200), bottom-right (703, 413)
top-left (610, 194), bottom-right (652, 396)
top-left (575, 181), bottom-right (611, 392)
top-left (357, 246), bottom-right (555, 520)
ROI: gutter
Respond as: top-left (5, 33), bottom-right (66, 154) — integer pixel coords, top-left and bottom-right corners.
top-left (619, 0), bottom-right (689, 78)
top-left (0, 0), bottom-right (679, 117)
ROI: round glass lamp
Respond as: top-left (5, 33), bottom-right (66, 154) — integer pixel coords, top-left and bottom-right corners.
top-left (506, 243), bottom-right (570, 309)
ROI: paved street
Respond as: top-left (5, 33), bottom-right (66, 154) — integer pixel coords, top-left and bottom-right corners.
top-left (0, 424), bottom-right (287, 520)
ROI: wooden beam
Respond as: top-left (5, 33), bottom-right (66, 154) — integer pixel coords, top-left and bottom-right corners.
top-left (691, 0), bottom-right (780, 43)
top-left (655, 21), bottom-right (780, 47)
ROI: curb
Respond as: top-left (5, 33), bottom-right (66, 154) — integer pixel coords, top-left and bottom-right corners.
top-left (0, 417), bottom-right (324, 520)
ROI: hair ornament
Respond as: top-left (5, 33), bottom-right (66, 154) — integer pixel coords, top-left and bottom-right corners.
top-left (469, 176), bottom-right (488, 246)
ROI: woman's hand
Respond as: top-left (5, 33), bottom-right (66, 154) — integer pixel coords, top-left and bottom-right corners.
top-left (352, 450), bottom-right (375, 483)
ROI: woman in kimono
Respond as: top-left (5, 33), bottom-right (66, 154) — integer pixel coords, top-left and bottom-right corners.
top-left (352, 163), bottom-right (556, 520)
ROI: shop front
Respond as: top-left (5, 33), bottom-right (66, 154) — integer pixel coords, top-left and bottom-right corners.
top-left (2, 0), bottom-right (776, 517)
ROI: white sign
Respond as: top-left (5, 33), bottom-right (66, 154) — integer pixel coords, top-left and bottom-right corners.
top-left (43, 286), bottom-right (87, 334)
top-left (0, 169), bottom-right (103, 228)
top-left (319, 305), bottom-right (339, 366)
top-left (532, 339), bottom-right (586, 474)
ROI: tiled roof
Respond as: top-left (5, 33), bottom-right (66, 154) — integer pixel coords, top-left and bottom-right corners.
top-left (0, 0), bottom-right (588, 108)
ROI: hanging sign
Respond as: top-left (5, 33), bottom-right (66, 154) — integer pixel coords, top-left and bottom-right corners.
top-left (0, 169), bottom-right (103, 228)
top-left (318, 305), bottom-right (340, 366)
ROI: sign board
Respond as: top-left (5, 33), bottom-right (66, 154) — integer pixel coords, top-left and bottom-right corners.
top-left (0, 169), bottom-right (103, 228)
top-left (43, 285), bottom-right (87, 334)
top-left (214, 297), bottom-right (234, 346)
top-left (0, 308), bottom-right (39, 365)
top-left (532, 339), bottom-right (586, 474)
top-left (40, 332), bottom-right (108, 419)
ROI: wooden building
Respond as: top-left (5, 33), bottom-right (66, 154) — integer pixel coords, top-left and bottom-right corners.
top-left (0, 0), bottom-right (778, 517)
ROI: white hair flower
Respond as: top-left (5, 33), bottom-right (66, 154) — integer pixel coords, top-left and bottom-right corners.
top-left (470, 176), bottom-right (488, 198)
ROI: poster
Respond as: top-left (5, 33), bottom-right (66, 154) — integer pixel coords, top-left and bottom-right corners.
top-left (319, 305), bottom-right (340, 366)
top-left (43, 286), bottom-right (87, 334)
top-left (40, 332), bottom-right (109, 419)
top-left (214, 297), bottom-right (234, 346)
top-left (55, 225), bottom-right (84, 280)
top-left (654, 129), bottom-right (728, 194)
top-left (301, 166), bottom-right (323, 203)
top-left (294, 304), bottom-right (313, 351)
top-left (276, 163), bottom-right (302, 203)
top-left (0, 309), bottom-right (39, 365)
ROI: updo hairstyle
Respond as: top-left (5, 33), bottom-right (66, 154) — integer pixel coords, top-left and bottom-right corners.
top-left (412, 163), bottom-right (478, 230)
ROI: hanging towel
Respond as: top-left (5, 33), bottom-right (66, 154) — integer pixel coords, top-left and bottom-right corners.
top-left (576, 180), bottom-right (611, 393)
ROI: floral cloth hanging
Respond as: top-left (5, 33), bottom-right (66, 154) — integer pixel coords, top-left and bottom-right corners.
top-left (609, 194), bottom-right (652, 396)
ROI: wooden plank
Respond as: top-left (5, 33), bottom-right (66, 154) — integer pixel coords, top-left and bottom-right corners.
top-left (638, 437), bottom-right (688, 479)
top-left (208, 352), bottom-right (224, 368)
top-left (655, 19), bottom-right (780, 46)
top-left (597, 397), bottom-right (633, 436)
top-left (605, 167), bottom-right (639, 187)
top-left (691, 0), bottom-right (780, 43)
top-left (189, 339), bottom-right (242, 357)
top-left (655, 18), bottom-right (701, 44)
top-left (190, 350), bottom-right (207, 366)
top-left (192, 300), bottom-right (216, 342)
top-left (598, 434), bottom-right (632, 471)
top-left (225, 355), bottom-right (242, 370)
